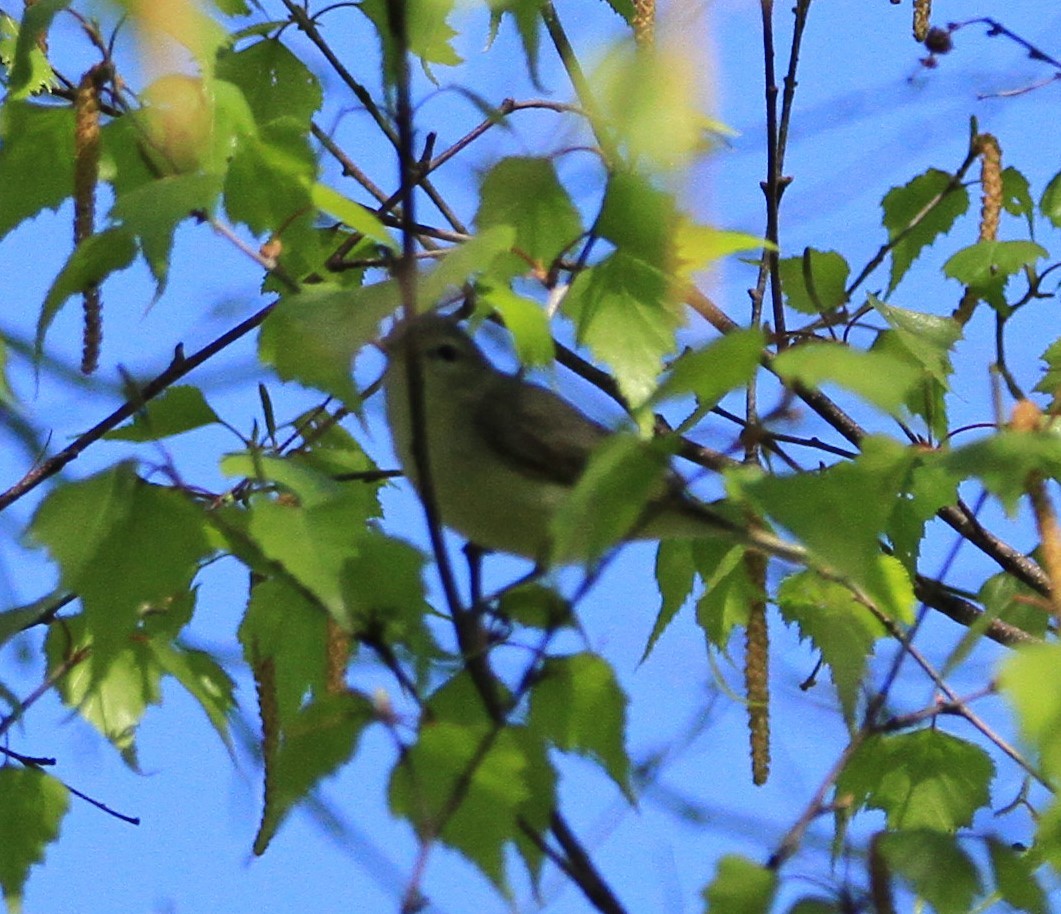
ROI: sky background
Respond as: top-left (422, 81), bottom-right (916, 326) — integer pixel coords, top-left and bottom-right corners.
top-left (3, 0), bottom-right (1061, 911)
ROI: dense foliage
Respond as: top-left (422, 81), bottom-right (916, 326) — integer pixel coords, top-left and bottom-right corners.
top-left (1, 0), bottom-right (1061, 911)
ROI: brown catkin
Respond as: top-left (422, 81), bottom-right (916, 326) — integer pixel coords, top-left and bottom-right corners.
top-left (251, 649), bottom-right (280, 856)
top-left (325, 616), bottom-right (352, 695)
top-left (977, 134), bottom-right (1002, 243)
top-left (744, 550), bottom-right (770, 785)
top-left (953, 134), bottom-right (1003, 327)
top-left (74, 65), bottom-right (106, 374)
top-left (632, 0), bottom-right (654, 46)
top-left (913, 0), bottom-right (931, 42)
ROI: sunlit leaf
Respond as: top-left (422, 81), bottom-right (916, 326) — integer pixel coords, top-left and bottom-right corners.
top-left (528, 653), bottom-right (630, 793)
top-left (778, 248), bottom-right (850, 314)
top-left (777, 570), bottom-right (887, 721)
top-left (837, 731), bottom-right (994, 831)
top-left (104, 385), bottom-right (221, 441)
top-left (882, 167), bottom-right (969, 293)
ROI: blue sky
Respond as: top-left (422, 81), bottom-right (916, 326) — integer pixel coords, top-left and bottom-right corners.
top-left (3, 1), bottom-right (1061, 911)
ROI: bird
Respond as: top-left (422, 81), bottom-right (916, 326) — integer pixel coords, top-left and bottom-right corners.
top-left (382, 313), bottom-right (804, 566)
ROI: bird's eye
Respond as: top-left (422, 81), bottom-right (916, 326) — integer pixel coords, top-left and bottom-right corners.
top-left (433, 343), bottom-right (460, 362)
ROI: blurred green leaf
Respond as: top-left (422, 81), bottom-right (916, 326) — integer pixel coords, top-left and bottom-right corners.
top-left (739, 437), bottom-right (917, 621)
top-left (4, 0), bottom-right (64, 99)
top-left (876, 830), bottom-right (981, 914)
top-left (1040, 169), bottom-right (1061, 228)
top-left (988, 838), bottom-right (1046, 914)
top-left (1001, 166), bottom-right (1034, 233)
top-left (702, 854), bottom-right (777, 914)
top-left (652, 328), bottom-right (763, 416)
top-left (774, 342), bottom-right (922, 416)
top-left (216, 39), bottom-right (322, 127)
top-left (940, 430), bottom-right (1061, 513)
top-left (998, 643), bottom-right (1061, 780)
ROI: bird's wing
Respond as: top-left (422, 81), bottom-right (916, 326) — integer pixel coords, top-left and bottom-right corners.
top-left (473, 377), bottom-right (611, 486)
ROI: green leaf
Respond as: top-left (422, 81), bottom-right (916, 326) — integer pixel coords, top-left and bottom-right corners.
top-left (564, 250), bottom-right (681, 407)
top-left (1041, 169), bottom-right (1061, 229)
top-left (778, 248), bottom-right (850, 313)
top-left (528, 653), bottom-right (630, 793)
top-left (474, 284), bottom-right (554, 367)
top-left (340, 533), bottom-right (429, 640)
top-left (1034, 337), bottom-right (1061, 397)
top-left (45, 615), bottom-right (164, 766)
top-left (943, 240), bottom-right (1047, 311)
top-left (497, 582), bottom-right (573, 629)
top-left (110, 174), bottom-right (223, 293)
top-left (475, 157), bottom-right (582, 271)
top-left (739, 437), bottom-right (917, 621)
top-left (310, 182), bottom-right (396, 249)
top-left (38, 228), bottom-right (138, 355)
top-left (701, 854), bottom-right (778, 914)
top-left (644, 539), bottom-right (697, 659)
top-left (774, 342), bottom-right (922, 416)
top-left (0, 768), bottom-right (69, 903)
top-left (239, 578), bottom-right (330, 721)
top-left (592, 40), bottom-right (714, 169)
top-left (0, 10), bottom-right (55, 99)
top-left (30, 465), bottom-right (211, 649)
top-left (216, 38), bottom-right (322, 127)
top-left (242, 495), bottom-right (378, 622)
top-left (0, 102), bottom-right (74, 239)
top-left (104, 385), bottom-right (221, 441)
top-left (837, 731), bottom-right (994, 831)
top-left (987, 838), bottom-right (1046, 914)
top-left (389, 719), bottom-right (542, 889)
top-left (777, 570), bottom-right (887, 721)
top-left (223, 124), bottom-right (315, 236)
top-left (882, 167), bottom-right (969, 293)
top-left (597, 170), bottom-right (676, 265)
top-left (998, 643), bottom-right (1061, 780)
top-left (5, 0), bottom-right (65, 99)
top-left (361, 0), bottom-right (462, 86)
top-left (694, 539), bottom-right (758, 648)
top-left (255, 691), bottom-right (374, 854)
top-left (152, 642), bottom-right (236, 751)
top-left (977, 572), bottom-right (1050, 639)
top-left (259, 281), bottom-right (399, 403)
top-left (652, 327), bottom-right (764, 416)
top-left (871, 299), bottom-right (960, 386)
top-left (876, 830), bottom-right (981, 914)
top-left (940, 430), bottom-right (1061, 514)
top-left (486, 1), bottom-right (544, 84)
top-left (1001, 167), bottom-right (1034, 233)
top-left (419, 224), bottom-right (517, 303)
top-left (550, 434), bottom-right (670, 562)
